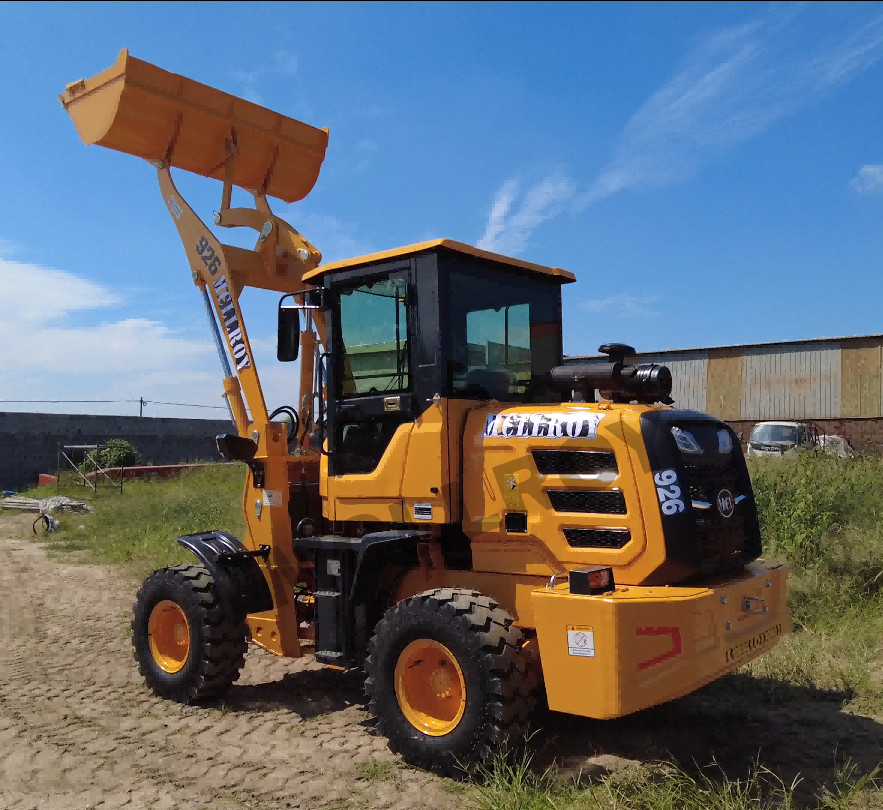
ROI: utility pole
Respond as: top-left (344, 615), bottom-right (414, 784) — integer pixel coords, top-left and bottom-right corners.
top-left (139, 397), bottom-right (145, 417)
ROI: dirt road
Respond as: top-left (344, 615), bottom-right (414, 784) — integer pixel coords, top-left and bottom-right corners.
top-left (0, 514), bottom-right (456, 810)
top-left (2, 512), bottom-right (882, 809)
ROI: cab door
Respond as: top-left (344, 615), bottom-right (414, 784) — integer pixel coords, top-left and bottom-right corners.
top-left (325, 271), bottom-right (417, 521)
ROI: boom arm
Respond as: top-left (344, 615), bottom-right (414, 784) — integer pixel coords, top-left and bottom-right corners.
top-left (61, 49), bottom-right (332, 656)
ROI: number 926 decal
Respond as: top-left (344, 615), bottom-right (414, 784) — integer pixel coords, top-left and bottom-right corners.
top-left (654, 469), bottom-right (685, 516)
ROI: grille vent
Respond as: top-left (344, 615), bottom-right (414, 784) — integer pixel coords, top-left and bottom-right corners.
top-left (563, 528), bottom-right (630, 549)
top-left (547, 489), bottom-right (626, 514)
top-left (532, 450), bottom-right (617, 476)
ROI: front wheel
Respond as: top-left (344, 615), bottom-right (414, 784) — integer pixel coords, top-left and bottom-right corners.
top-left (132, 564), bottom-right (247, 703)
top-left (364, 588), bottom-right (537, 773)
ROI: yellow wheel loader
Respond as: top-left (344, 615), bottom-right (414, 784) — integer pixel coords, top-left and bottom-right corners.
top-left (61, 51), bottom-right (789, 771)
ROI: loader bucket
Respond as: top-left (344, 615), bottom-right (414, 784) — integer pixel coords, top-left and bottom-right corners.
top-left (60, 49), bottom-right (328, 203)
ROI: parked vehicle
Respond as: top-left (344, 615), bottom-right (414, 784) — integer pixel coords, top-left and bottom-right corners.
top-left (746, 422), bottom-right (817, 458)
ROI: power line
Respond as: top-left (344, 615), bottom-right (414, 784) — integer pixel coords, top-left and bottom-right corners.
top-left (142, 400), bottom-right (227, 410)
top-left (0, 398), bottom-right (226, 410)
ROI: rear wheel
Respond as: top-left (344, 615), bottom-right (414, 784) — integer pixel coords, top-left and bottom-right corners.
top-left (132, 564), bottom-right (247, 703)
top-left (364, 588), bottom-right (537, 773)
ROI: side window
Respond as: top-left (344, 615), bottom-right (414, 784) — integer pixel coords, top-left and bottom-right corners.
top-left (338, 278), bottom-right (409, 396)
top-left (454, 303), bottom-right (531, 399)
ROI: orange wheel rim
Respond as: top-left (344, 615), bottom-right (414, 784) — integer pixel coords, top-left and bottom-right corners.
top-left (394, 638), bottom-right (466, 736)
top-left (148, 600), bottom-right (190, 673)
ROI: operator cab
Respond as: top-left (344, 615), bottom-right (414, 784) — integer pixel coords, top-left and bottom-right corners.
top-left (286, 239), bottom-right (575, 475)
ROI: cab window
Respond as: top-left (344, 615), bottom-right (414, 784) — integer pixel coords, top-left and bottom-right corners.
top-left (338, 278), bottom-right (409, 396)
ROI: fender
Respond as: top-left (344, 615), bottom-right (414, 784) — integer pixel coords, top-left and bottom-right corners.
top-left (177, 530), bottom-right (274, 619)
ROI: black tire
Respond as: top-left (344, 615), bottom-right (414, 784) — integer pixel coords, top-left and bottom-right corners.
top-left (132, 563), bottom-right (247, 703)
top-left (364, 588), bottom-right (538, 773)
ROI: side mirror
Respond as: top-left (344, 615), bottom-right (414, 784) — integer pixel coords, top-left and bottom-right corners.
top-left (277, 306), bottom-right (300, 362)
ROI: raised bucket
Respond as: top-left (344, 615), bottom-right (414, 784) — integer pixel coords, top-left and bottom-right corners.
top-left (60, 49), bottom-right (328, 203)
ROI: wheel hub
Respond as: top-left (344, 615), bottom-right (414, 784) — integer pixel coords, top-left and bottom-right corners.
top-left (147, 599), bottom-right (191, 673)
top-left (394, 638), bottom-right (466, 736)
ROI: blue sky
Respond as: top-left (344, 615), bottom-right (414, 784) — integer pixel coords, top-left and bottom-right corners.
top-left (1, 1), bottom-right (882, 418)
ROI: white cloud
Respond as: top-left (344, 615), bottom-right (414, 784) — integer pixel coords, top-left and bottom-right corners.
top-left (581, 294), bottom-right (661, 319)
top-left (851, 164), bottom-right (883, 193)
top-left (477, 7), bottom-right (883, 251)
top-left (0, 260), bottom-right (228, 417)
top-left (0, 254), bottom-right (314, 419)
top-left (0, 259), bottom-right (122, 322)
top-left (577, 5), bottom-right (883, 209)
top-left (476, 173), bottom-right (575, 255)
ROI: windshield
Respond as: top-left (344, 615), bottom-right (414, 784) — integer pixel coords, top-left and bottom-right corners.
top-left (751, 424), bottom-right (799, 444)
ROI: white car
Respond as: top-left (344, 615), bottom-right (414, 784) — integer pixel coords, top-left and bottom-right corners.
top-left (746, 421), bottom-right (816, 459)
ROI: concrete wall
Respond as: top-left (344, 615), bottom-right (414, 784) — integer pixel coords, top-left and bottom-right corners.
top-left (0, 411), bottom-right (233, 491)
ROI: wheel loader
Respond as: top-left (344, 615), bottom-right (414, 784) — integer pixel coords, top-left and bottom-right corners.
top-left (61, 51), bottom-right (789, 771)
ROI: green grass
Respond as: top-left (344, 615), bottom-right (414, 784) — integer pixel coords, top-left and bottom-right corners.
top-left (23, 463), bottom-right (246, 576)
top-left (355, 758), bottom-right (399, 782)
top-left (468, 748), bottom-right (882, 810)
top-left (747, 453), bottom-right (883, 715)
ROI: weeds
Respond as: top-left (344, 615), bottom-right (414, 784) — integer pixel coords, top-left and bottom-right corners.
top-left (747, 453), bottom-right (883, 714)
top-left (23, 463), bottom-right (246, 576)
top-left (468, 745), bottom-right (558, 810)
top-left (468, 751), bottom-right (883, 810)
top-left (355, 758), bottom-right (398, 782)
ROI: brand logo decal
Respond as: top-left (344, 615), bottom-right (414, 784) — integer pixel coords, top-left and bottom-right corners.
top-left (484, 412), bottom-right (603, 440)
top-left (716, 489), bottom-right (735, 518)
top-left (213, 275), bottom-right (251, 371)
top-left (725, 624), bottom-right (782, 664)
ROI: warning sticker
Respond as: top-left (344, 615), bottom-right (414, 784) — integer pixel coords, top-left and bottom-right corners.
top-left (262, 490), bottom-right (283, 507)
top-left (567, 625), bottom-right (595, 657)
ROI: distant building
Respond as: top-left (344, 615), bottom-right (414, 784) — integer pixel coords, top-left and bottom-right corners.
top-left (566, 335), bottom-right (883, 453)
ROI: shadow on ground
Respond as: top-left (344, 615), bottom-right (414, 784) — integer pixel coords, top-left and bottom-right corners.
top-left (532, 671), bottom-right (883, 806)
top-left (223, 666), bottom-right (366, 718)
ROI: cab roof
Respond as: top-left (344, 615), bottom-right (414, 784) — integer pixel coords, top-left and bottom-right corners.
top-left (302, 238), bottom-right (576, 284)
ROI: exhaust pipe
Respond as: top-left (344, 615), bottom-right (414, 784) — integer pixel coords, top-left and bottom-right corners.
top-left (550, 343), bottom-right (673, 404)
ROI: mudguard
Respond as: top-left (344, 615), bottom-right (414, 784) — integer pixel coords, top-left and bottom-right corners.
top-left (177, 530), bottom-right (274, 619)
top-left (350, 530), bottom-right (428, 606)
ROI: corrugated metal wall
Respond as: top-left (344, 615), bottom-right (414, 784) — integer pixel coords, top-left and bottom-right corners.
top-left (573, 335), bottom-right (883, 421)
top-left (739, 343), bottom-right (841, 420)
top-left (652, 351), bottom-right (708, 412)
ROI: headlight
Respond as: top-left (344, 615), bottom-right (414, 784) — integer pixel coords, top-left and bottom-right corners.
top-left (671, 426), bottom-right (703, 455)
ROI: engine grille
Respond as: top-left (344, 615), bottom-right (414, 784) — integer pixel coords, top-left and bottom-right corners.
top-left (532, 450), bottom-right (618, 476)
top-left (564, 528), bottom-right (631, 549)
top-left (547, 489), bottom-right (626, 514)
top-left (681, 453), bottom-right (753, 573)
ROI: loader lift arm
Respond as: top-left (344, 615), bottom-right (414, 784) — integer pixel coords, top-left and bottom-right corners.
top-left (61, 49), bottom-right (331, 656)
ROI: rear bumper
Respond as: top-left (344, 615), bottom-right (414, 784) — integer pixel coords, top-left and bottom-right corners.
top-left (531, 560), bottom-right (789, 719)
